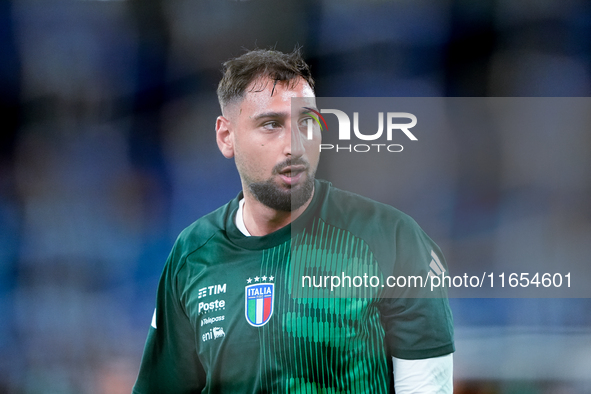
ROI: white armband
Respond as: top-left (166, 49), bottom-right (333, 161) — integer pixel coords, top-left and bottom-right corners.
top-left (392, 353), bottom-right (453, 393)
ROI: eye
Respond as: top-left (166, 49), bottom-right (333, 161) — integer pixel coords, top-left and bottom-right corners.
top-left (298, 117), bottom-right (315, 131)
top-left (262, 121), bottom-right (281, 130)
top-left (299, 117), bottom-right (311, 126)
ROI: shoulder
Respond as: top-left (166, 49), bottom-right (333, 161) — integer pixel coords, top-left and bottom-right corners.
top-left (167, 198), bottom-right (237, 274)
top-left (319, 181), bottom-right (421, 235)
top-left (316, 181), bottom-right (434, 269)
top-left (177, 203), bottom-right (231, 247)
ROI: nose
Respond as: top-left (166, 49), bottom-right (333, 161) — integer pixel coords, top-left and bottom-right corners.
top-left (286, 119), bottom-right (305, 158)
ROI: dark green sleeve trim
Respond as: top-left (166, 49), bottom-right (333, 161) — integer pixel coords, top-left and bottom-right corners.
top-left (391, 342), bottom-right (455, 360)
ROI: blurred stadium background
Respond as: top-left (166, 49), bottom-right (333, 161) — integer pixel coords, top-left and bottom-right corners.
top-left (1, 0), bottom-right (591, 393)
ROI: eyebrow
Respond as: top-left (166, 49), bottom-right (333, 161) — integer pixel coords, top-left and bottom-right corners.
top-left (251, 111), bottom-right (288, 121)
top-left (251, 108), bottom-right (315, 122)
top-left (301, 107), bottom-right (319, 114)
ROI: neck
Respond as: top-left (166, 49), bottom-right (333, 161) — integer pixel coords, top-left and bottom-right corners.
top-left (241, 189), bottom-right (314, 236)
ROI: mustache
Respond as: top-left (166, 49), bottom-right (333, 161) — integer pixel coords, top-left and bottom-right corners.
top-left (272, 157), bottom-right (309, 175)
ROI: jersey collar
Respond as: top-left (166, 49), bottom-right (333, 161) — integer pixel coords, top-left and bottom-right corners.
top-left (225, 179), bottom-right (329, 250)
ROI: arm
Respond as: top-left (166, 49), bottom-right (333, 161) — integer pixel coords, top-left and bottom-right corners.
top-left (377, 216), bottom-right (455, 390)
top-left (393, 354), bottom-right (453, 394)
top-left (133, 244), bottom-right (206, 393)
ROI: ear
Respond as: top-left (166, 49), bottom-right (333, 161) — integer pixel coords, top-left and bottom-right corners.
top-left (216, 115), bottom-right (234, 159)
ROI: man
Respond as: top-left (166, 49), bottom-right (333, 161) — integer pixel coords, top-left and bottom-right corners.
top-left (133, 48), bottom-right (454, 393)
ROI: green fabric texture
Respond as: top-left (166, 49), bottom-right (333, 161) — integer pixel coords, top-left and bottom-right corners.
top-left (133, 180), bottom-right (454, 394)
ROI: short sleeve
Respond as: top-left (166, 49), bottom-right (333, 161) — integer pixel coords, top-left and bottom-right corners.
top-left (378, 218), bottom-right (455, 360)
top-left (133, 244), bottom-right (206, 393)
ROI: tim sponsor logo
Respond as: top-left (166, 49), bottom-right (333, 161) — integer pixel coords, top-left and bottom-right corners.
top-left (198, 283), bottom-right (227, 299)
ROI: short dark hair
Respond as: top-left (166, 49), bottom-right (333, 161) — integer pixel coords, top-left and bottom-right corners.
top-left (217, 48), bottom-right (315, 110)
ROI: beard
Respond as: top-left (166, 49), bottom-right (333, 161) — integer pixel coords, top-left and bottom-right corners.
top-left (247, 158), bottom-right (315, 212)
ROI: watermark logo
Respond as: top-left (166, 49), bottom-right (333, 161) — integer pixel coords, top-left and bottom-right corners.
top-left (303, 107), bottom-right (328, 137)
top-left (304, 107), bottom-right (418, 153)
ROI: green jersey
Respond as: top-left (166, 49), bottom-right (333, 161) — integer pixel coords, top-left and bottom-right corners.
top-left (133, 180), bottom-right (454, 393)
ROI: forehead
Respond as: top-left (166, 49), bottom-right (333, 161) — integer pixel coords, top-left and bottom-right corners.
top-left (240, 77), bottom-right (315, 112)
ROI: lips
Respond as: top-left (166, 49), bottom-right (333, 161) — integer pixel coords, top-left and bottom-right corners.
top-left (278, 165), bottom-right (306, 186)
top-left (279, 165), bottom-right (305, 176)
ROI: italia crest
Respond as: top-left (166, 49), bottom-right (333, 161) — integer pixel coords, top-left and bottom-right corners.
top-left (245, 283), bottom-right (274, 327)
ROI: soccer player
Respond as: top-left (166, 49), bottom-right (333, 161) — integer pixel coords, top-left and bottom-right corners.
top-left (133, 48), bottom-right (454, 393)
